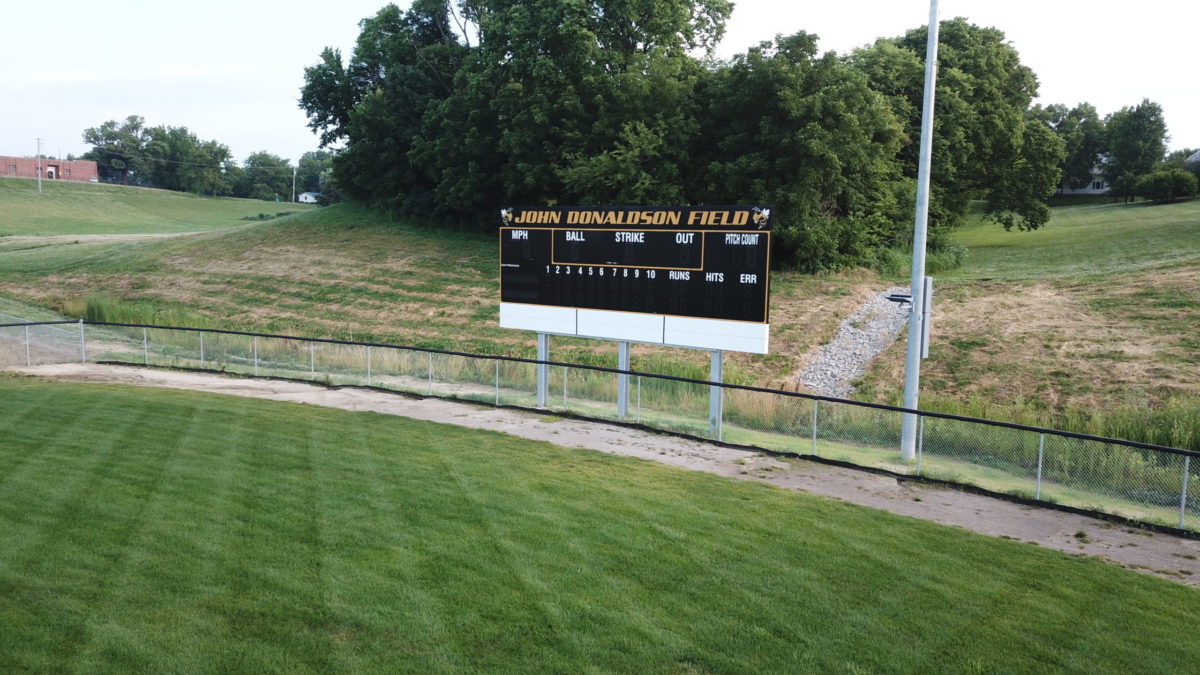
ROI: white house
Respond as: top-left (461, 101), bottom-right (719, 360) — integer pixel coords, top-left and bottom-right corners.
top-left (1057, 167), bottom-right (1107, 196)
top-left (298, 192), bottom-right (321, 204)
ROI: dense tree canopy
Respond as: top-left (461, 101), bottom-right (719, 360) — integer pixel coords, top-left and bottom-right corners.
top-left (1030, 102), bottom-right (1107, 190)
top-left (235, 151), bottom-right (293, 201)
top-left (296, 150), bottom-right (334, 194)
top-left (82, 117), bottom-right (313, 200)
top-left (850, 19), bottom-right (1063, 231)
top-left (143, 126), bottom-right (233, 196)
top-left (82, 116), bottom-right (151, 185)
top-left (694, 33), bottom-right (910, 269)
top-left (301, 5), bottom-right (1080, 269)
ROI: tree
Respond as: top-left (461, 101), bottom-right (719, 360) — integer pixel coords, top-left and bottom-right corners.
top-left (143, 126), bottom-right (233, 195)
top-left (296, 150), bottom-right (334, 194)
top-left (234, 151), bottom-right (293, 201)
top-left (1104, 99), bottom-right (1167, 203)
top-left (417, 0), bottom-right (731, 220)
top-left (82, 115), bottom-right (150, 185)
top-left (850, 19), bottom-right (1064, 231)
top-left (694, 32), bottom-right (910, 271)
top-left (301, 1), bottom-right (468, 214)
top-left (1134, 168), bottom-right (1198, 203)
top-left (317, 167), bottom-right (345, 205)
top-left (986, 112), bottom-right (1064, 230)
top-left (1030, 102), bottom-right (1107, 190)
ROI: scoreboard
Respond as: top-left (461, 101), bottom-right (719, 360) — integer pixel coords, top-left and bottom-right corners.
top-left (498, 206), bottom-right (772, 353)
top-left (500, 206), bottom-right (771, 324)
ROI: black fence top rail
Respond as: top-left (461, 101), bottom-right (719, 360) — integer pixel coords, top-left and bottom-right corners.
top-left (5, 319), bottom-right (1197, 459)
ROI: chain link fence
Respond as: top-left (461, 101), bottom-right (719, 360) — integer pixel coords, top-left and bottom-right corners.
top-left (4, 319), bottom-right (1197, 533)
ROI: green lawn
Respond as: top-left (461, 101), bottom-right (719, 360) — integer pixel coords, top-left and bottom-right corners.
top-left (0, 176), bottom-right (316, 236)
top-left (950, 198), bottom-right (1200, 280)
top-left (1, 376), bottom-right (1197, 672)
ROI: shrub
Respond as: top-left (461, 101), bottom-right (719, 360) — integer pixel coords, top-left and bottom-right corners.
top-left (1134, 168), bottom-right (1198, 203)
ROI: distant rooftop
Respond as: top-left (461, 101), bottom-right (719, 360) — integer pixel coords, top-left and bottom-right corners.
top-left (1186, 150), bottom-right (1200, 165)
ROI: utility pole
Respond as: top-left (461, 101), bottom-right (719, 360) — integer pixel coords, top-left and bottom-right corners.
top-left (36, 138), bottom-right (43, 193)
top-left (292, 167), bottom-right (297, 202)
top-left (899, 0), bottom-right (940, 461)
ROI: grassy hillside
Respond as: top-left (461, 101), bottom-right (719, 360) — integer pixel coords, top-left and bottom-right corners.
top-left (0, 184), bottom-right (1197, 427)
top-left (1, 376), bottom-right (1197, 672)
top-left (948, 199), bottom-right (1200, 280)
top-left (0, 176), bottom-right (315, 236)
top-left (0, 202), bottom-right (869, 384)
top-left (855, 198), bottom-right (1200, 423)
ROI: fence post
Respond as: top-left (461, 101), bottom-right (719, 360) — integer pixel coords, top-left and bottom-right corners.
top-left (200, 332), bottom-right (205, 366)
top-left (709, 350), bottom-right (723, 441)
top-left (811, 400), bottom-right (819, 456)
top-left (367, 346), bottom-right (372, 386)
top-left (309, 342), bottom-right (315, 376)
top-left (536, 333), bottom-right (549, 408)
top-left (24, 324), bottom-right (30, 367)
top-left (494, 360), bottom-right (500, 405)
top-left (143, 327), bottom-right (149, 365)
top-left (1181, 456), bottom-right (1192, 530)
top-left (563, 366), bottom-right (569, 409)
top-left (253, 336), bottom-right (259, 376)
top-left (617, 341), bottom-right (630, 418)
top-left (427, 352), bottom-right (433, 395)
top-left (636, 376), bottom-right (641, 424)
top-left (916, 415), bottom-right (924, 476)
top-left (78, 319), bottom-right (85, 363)
top-left (1035, 433), bottom-right (1046, 501)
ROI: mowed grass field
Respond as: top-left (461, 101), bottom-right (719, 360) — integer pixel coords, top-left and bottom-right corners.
top-left (2, 375), bottom-right (1198, 672)
top-left (0, 176), bottom-right (315, 236)
top-left (948, 198), bottom-right (1200, 280)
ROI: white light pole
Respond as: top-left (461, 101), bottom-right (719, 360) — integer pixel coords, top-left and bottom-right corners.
top-left (900, 0), bottom-right (941, 461)
top-left (292, 166), bottom-right (297, 202)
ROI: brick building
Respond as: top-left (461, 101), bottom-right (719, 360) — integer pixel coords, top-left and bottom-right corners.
top-left (1, 156), bottom-right (99, 183)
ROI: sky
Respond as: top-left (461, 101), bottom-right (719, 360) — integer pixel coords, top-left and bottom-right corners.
top-left (2, 0), bottom-right (1196, 164)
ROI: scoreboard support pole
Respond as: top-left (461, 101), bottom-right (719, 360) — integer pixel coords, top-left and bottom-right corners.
top-left (709, 350), bottom-right (724, 441)
top-left (617, 341), bottom-right (631, 418)
top-left (536, 333), bottom-right (549, 408)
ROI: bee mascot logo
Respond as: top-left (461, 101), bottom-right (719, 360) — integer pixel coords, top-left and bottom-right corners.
top-left (752, 207), bottom-right (771, 229)
top-left (500, 208), bottom-right (514, 226)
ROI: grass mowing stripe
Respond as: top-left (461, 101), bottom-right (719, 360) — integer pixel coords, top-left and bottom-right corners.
top-left (437, 449), bottom-right (587, 667)
top-left (1, 379), bottom-right (1199, 672)
top-left (0, 391), bottom-right (187, 668)
top-left (0, 382), bottom-right (68, 490)
top-left (66, 399), bottom-right (212, 670)
top-left (312, 417), bottom-right (465, 672)
top-left (209, 402), bottom-right (336, 672)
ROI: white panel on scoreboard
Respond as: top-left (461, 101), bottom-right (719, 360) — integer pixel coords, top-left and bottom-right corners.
top-left (499, 303), bottom-right (576, 335)
top-left (664, 316), bottom-right (770, 354)
top-left (577, 309), bottom-right (665, 343)
top-left (502, 302), bottom-right (769, 352)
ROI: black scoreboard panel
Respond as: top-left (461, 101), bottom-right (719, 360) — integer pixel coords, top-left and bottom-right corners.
top-left (500, 206), bottom-right (771, 324)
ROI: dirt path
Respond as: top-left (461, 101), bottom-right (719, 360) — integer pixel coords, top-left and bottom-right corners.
top-left (0, 233), bottom-right (191, 247)
top-left (11, 362), bottom-right (1200, 587)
